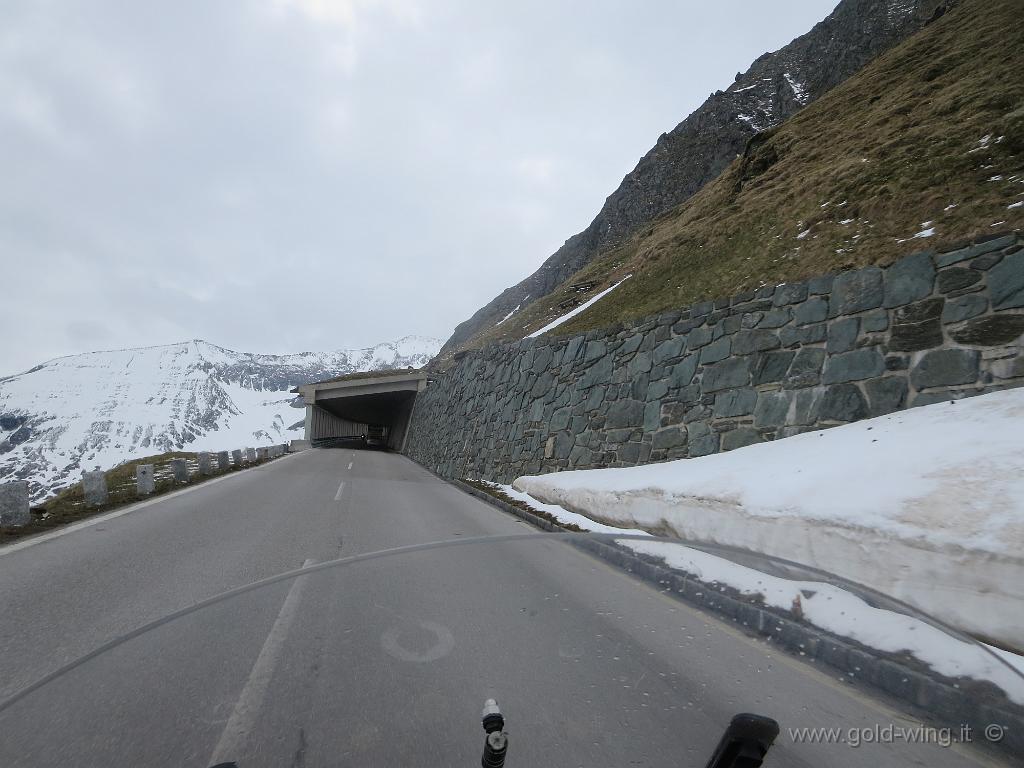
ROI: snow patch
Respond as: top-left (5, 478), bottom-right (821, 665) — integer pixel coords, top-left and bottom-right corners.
top-left (495, 305), bottom-right (521, 326)
top-left (514, 389), bottom-right (1024, 652)
top-left (526, 276), bottom-right (632, 339)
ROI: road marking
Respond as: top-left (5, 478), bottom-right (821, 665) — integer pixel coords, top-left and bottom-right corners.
top-left (208, 557), bottom-right (314, 765)
top-left (347, 461), bottom-right (353, 470)
top-left (0, 450), bottom-right (306, 559)
top-left (334, 481), bottom-right (345, 501)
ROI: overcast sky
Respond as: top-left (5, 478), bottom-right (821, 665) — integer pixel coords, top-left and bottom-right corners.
top-left (0, 0), bottom-right (838, 375)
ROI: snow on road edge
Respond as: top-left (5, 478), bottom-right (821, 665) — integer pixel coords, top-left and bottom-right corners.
top-left (496, 482), bottom-right (1024, 705)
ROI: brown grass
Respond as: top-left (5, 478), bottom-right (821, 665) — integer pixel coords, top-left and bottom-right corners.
top-left (463, 0), bottom-right (1024, 348)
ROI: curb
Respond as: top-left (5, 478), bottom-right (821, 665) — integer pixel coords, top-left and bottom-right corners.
top-left (453, 479), bottom-right (1024, 759)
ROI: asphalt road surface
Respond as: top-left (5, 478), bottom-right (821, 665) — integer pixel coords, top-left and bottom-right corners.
top-left (0, 449), bottom-right (1010, 767)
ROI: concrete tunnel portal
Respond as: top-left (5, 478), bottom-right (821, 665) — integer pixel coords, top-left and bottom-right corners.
top-left (295, 370), bottom-right (429, 452)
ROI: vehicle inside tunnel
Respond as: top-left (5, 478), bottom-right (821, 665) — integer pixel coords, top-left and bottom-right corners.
top-left (295, 371), bottom-right (428, 452)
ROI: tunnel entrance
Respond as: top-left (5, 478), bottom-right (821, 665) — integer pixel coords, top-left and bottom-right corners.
top-left (295, 370), bottom-right (428, 452)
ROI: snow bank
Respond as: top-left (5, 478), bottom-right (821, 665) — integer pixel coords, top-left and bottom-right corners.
top-left (500, 481), bottom-right (1024, 705)
top-left (514, 388), bottom-right (1024, 651)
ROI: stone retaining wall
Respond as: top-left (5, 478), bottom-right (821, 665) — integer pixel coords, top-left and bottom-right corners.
top-left (405, 233), bottom-right (1024, 483)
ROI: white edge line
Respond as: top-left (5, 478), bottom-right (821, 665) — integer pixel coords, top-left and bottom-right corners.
top-left (0, 451), bottom-right (305, 558)
top-left (207, 557), bottom-right (315, 764)
top-left (334, 480), bottom-right (345, 501)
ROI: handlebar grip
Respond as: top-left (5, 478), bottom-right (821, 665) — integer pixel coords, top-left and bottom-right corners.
top-left (704, 713), bottom-right (780, 768)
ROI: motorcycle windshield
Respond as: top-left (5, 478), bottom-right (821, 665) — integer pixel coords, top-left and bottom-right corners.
top-left (1, 533), bottom-right (1021, 767)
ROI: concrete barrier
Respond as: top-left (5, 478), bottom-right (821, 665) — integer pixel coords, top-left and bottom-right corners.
top-left (231, 449), bottom-right (243, 466)
top-left (136, 464), bottom-right (155, 495)
top-left (217, 451), bottom-right (231, 471)
top-left (256, 447), bottom-right (269, 460)
top-left (289, 439), bottom-right (311, 452)
top-left (0, 481), bottom-right (30, 527)
top-left (170, 458), bottom-right (189, 483)
top-left (198, 452), bottom-right (214, 476)
top-left (246, 447), bottom-right (256, 463)
top-left (82, 470), bottom-right (109, 506)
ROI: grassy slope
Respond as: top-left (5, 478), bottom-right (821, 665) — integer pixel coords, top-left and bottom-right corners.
top-left (467, 0), bottom-right (1024, 349)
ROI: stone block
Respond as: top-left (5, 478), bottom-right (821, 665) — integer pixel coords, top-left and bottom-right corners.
top-left (579, 354), bottom-right (613, 389)
top-left (759, 308), bottom-right (792, 328)
top-left (653, 336), bottom-right (685, 365)
top-left (989, 251), bottom-right (1024, 310)
top-left (83, 470), bottom-right (109, 505)
top-left (692, 300), bottom-right (714, 317)
top-left (990, 355), bottom-right (1024, 380)
top-left (936, 267), bottom-right (981, 294)
top-left (779, 323), bottom-right (826, 347)
top-left (970, 252), bottom-right (1003, 271)
top-left (549, 407), bottom-right (571, 432)
top-left (793, 298), bottom-right (828, 326)
top-left (618, 442), bottom-right (641, 463)
top-left (669, 355), bottom-right (699, 388)
top-left (861, 310), bottom-right (889, 333)
top-left (0, 481), bottom-right (30, 527)
top-left (949, 315), bottom-right (1024, 346)
top-left (732, 329), bottom-right (781, 355)
top-left (699, 337), bottom-right (731, 364)
top-left (751, 350), bottom-right (796, 385)
top-left (753, 391), bottom-right (790, 428)
top-left (827, 317), bottom-right (859, 354)
top-left (910, 349), bottom-right (980, 389)
top-left (833, 266), bottom-right (883, 314)
top-left (171, 458), bottom-right (189, 483)
top-left (941, 294), bottom-right (987, 324)
top-left (819, 384), bottom-right (868, 422)
top-left (643, 401), bottom-right (662, 432)
top-left (741, 311), bottom-right (764, 329)
top-left (550, 431), bottom-right (573, 460)
top-left (791, 388), bottom-right (824, 425)
top-left (808, 274), bottom-right (834, 295)
top-left (584, 340), bottom-right (607, 362)
top-left (883, 251), bottom-right (935, 308)
top-left (785, 348), bottom-right (826, 388)
top-left (774, 282), bottom-right (808, 306)
top-left (136, 464), bottom-right (155, 495)
top-left (652, 427), bottom-right (688, 450)
top-left (532, 346), bottom-right (553, 373)
top-left (701, 358), bottom-right (751, 392)
top-left (627, 351), bottom-right (653, 376)
top-left (722, 315), bottom-right (742, 334)
top-left (256, 447), bottom-right (269, 460)
top-left (584, 386), bottom-right (606, 411)
top-left (645, 379), bottom-right (669, 403)
top-left (865, 376), bottom-right (908, 417)
top-left (605, 399), bottom-right (645, 428)
top-left (619, 334), bottom-right (643, 357)
top-left (713, 388), bottom-right (758, 417)
top-left (198, 452), bottom-right (214, 475)
top-left (231, 449), bottom-right (243, 466)
top-left (562, 336), bottom-right (584, 365)
top-left (822, 348), bottom-right (885, 384)
top-left (721, 428), bottom-right (764, 451)
top-left (687, 326), bottom-right (713, 350)
top-left (688, 431), bottom-right (720, 457)
top-left (933, 234), bottom-right (1017, 268)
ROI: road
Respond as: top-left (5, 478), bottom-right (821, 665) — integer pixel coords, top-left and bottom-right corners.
top-left (0, 449), bottom-right (1008, 767)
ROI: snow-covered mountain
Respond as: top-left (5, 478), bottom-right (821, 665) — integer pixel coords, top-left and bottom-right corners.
top-left (0, 336), bottom-right (441, 501)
